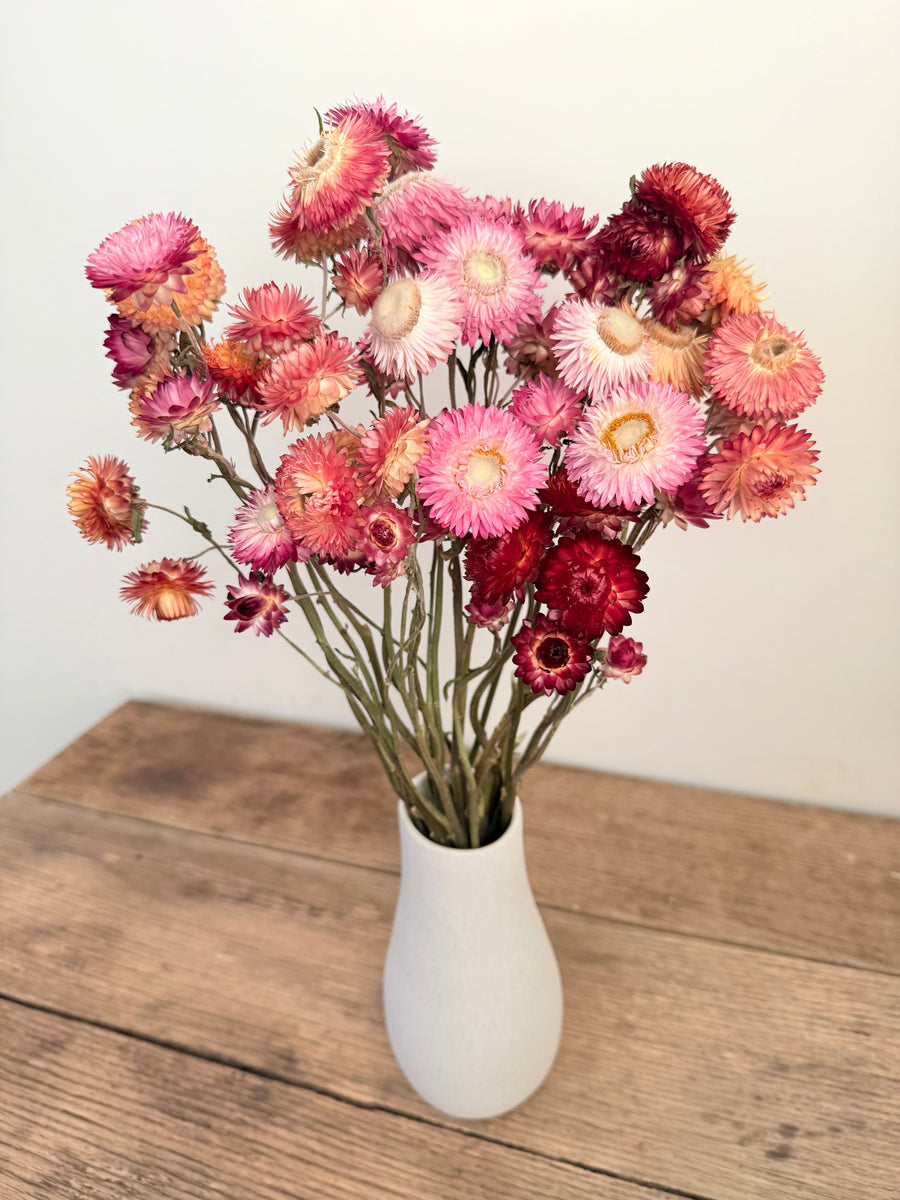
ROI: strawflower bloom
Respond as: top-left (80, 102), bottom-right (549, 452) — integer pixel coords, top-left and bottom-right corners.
top-left (224, 576), bottom-right (289, 636)
top-left (465, 592), bottom-right (515, 631)
top-left (539, 468), bottom-right (627, 538)
top-left (512, 616), bottom-right (593, 696)
top-left (358, 501), bottom-right (415, 577)
top-left (647, 261), bottom-right (711, 328)
top-left (602, 635), bottom-right (647, 683)
top-left (703, 253), bottom-right (768, 321)
top-left (226, 283), bottom-right (320, 353)
top-left (596, 200), bottom-right (682, 282)
top-left (634, 162), bottom-right (735, 259)
top-left (269, 201), bottom-right (366, 263)
top-left (284, 113), bottom-right (392, 235)
top-left (464, 511), bottom-right (551, 605)
top-left (567, 380), bottom-right (706, 510)
top-left (67, 455), bottom-right (145, 550)
top-left (416, 403), bottom-right (547, 539)
top-left (514, 199), bottom-right (598, 274)
top-left (325, 96), bottom-right (437, 177)
top-left (372, 172), bottom-right (470, 271)
top-left (364, 275), bottom-right (463, 383)
top-left (705, 311), bottom-right (824, 420)
top-left (275, 433), bottom-right (363, 556)
top-left (257, 331), bottom-right (362, 432)
top-left (552, 301), bottom-right (654, 399)
top-left (228, 485), bottom-right (300, 574)
top-left (418, 214), bottom-right (543, 346)
top-left (332, 248), bottom-right (383, 314)
top-left (120, 557), bottom-right (213, 621)
top-left (700, 421), bottom-right (820, 522)
top-left (510, 376), bottom-right (582, 447)
top-left (656, 458), bottom-right (722, 530)
top-left (536, 532), bottom-right (649, 639)
top-left (356, 405), bottom-right (430, 500)
top-left (645, 320), bottom-right (709, 398)
top-left (202, 338), bottom-right (268, 406)
top-left (116, 235), bottom-right (225, 335)
top-left (86, 212), bottom-right (200, 308)
top-left (503, 308), bottom-right (560, 380)
top-left (103, 315), bottom-right (172, 391)
top-left (130, 374), bottom-right (219, 443)
top-left (565, 251), bottom-right (622, 306)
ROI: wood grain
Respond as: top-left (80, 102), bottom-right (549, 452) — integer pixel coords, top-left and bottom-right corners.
top-left (2, 790), bottom-right (897, 1200)
top-left (21, 700), bottom-right (900, 971)
top-left (0, 1000), bottom-right (653, 1200)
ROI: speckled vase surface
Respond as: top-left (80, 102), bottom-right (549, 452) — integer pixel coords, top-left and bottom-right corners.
top-left (382, 795), bottom-right (564, 1120)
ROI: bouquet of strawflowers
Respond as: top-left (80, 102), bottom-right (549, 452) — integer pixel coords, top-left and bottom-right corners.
top-left (70, 98), bottom-right (823, 849)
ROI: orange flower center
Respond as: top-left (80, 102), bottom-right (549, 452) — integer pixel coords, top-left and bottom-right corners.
top-left (372, 279), bottom-right (422, 340)
top-left (456, 448), bottom-right (506, 496)
top-left (603, 412), bottom-right (658, 463)
top-left (463, 250), bottom-right (507, 296)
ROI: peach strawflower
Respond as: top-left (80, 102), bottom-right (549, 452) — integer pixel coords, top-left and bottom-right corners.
top-left (275, 433), bottom-right (363, 557)
top-left (567, 379), bottom-right (706, 510)
top-left (202, 338), bottom-right (268, 407)
top-left (416, 403), bottom-right (547, 539)
top-left (325, 96), bottom-right (437, 177)
top-left (284, 112), bottom-right (391, 235)
top-left (228, 485), bottom-right (300, 574)
top-left (634, 162), bottom-right (735, 259)
top-left (372, 172), bottom-right (471, 271)
top-left (363, 275), bottom-right (463, 383)
top-left (700, 421), bottom-right (820, 522)
top-left (224, 576), bottom-right (289, 637)
top-left (116, 235), bottom-right (225, 335)
top-left (602, 635), bottom-right (647, 683)
top-left (332, 248), bottom-right (383, 314)
top-left (703, 253), bottom-right (768, 321)
top-left (514, 199), bottom-right (598, 275)
top-left (226, 283), bottom-right (320, 354)
top-left (120, 557), bottom-right (213, 621)
top-left (418, 215), bottom-right (543, 346)
top-left (644, 320), bottom-right (709, 398)
top-left (705, 312), bottom-right (824, 420)
top-left (269, 201), bottom-right (366, 263)
top-left (257, 331), bottom-right (362, 433)
top-left (130, 374), bottom-right (219, 443)
top-left (551, 301), bottom-right (655, 399)
top-left (512, 616), bottom-right (593, 695)
top-left (356, 405), bottom-right (431, 500)
top-left (86, 212), bottom-right (200, 308)
top-left (510, 376), bottom-right (582, 447)
top-left (67, 455), bottom-right (146, 551)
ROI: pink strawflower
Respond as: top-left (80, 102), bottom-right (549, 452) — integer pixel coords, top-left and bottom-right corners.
top-left (257, 331), bottom-right (362, 433)
top-left (228, 485), bottom-right (300, 574)
top-left (356, 405), bottom-right (431, 500)
top-left (566, 251), bottom-right (623, 306)
top-left (373, 172), bottom-right (471, 271)
top-left (536, 533), bottom-right (649, 639)
top-left (567, 380), bottom-right (706, 510)
top-left (363, 275), bottom-right (463, 383)
top-left (656, 458), bottom-right (722, 530)
top-left (359, 501), bottom-right (415, 583)
top-left (602, 635), bottom-right (647, 683)
top-left (120, 557), bottom-right (213, 621)
top-left (270, 202), bottom-right (366, 264)
top-left (226, 283), bottom-right (320, 354)
top-left (130, 374), bottom-right (219, 443)
top-left (67, 455), bottom-right (146, 551)
top-left (514, 199), bottom-right (598, 275)
top-left (86, 212), bottom-right (200, 309)
top-left (275, 433), bottom-right (363, 556)
top-left (324, 96), bottom-right (437, 177)
top-left (647, 261), bottom-right (712, 328)
top-left (471, 195), bottom-right (515, 223)
top-left (332, 248), bottom-right (384, 314)
top-left (224, 576), bottom-right (289, 637)
top-left (418, 215), bottom-right (543, 346)
top-left (510, 377), bottom-right (582, 447)
top-left (512, 616), bottom-right (593, 696)
top-left (416, 403), bottom-right (547, 539)
top-left (552, 301), bottom-right (654, 399)
top-left (700, 421), bottom-right (820, 522)
top-left (103, 315), bottom-right (172, 391)
top-left (116, 234), bottom-right (225, 336)
top-left (705, 312), bottom-right (825, 420)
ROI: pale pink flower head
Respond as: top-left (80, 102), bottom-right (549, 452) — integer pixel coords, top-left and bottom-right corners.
top-left (257, 331), bottom-right (362, 433)
top-left (705, 311), bottom-right (824, 420)
top-left (363, 275), bottom-right (463, 383)
top-left (512, 615), bottom-right (593, 696)
top-left (224, 576), bottom-right (289, 637)
top-left (226, 283), bottom-right (320, 354)
top-left (602, 635), bottom-right (647, 683)
top-left (228, 485), bottom-right (300, 575)
top-left (325, 96), bottom-right (437, 177)
top-left (552, 301), bottom-right (655, 400)
top-left (130, 374), bottom-right (219, 444)
top-left (700, 421), bottom-right (820, 522)
top-left (332, 248), bottom-right (384, 315)
top-left (357, 405), bottom-right (430, 500)
top-left (120, 557), bottom-right (213, 621)
top-left (416, 403), bottom-right (547, 539)
top-left (567, 379), bottom-right (706, 511)
top-left (515, 199), bottom-right (598, 274)
top-left (274, 433), bottom-right (363, 557)
top-left (510, 377), bottom-right (582, 448)
top-left (86, 212), bottom-right (200, 309)
top-left (418, 215), bottom-right (544, 346)
top-left (372, 172), bottom-right (470, 272)
top-left (358, 501), bottom-right (415, 585)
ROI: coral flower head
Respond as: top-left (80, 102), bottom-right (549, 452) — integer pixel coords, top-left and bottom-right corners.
top-left (364, 274), bottom-right (463, 383)
top-left (705, 311), bottom-right (824, 420)
top-left (552, 300), bottom-right (655, 399)
top-left (86, 212), bottom-right (200, 309)
top-left (226, 283), bottom-right (320, 354)
top-left (67, 455), bottom-right (145, 551)
top-left (700, 421), bottom-right (820, 522)
top-left (416, 403), bottom-right (548, 540)
top-left (120, 558), bottom-right (213, 621)
top-left (356, 405), bottom-right (431, 500)
top-left (257, 331), bottom-right (362, 433)
top-left (325, 96), bottom-right (437, 177)
top-left (285, 112), bottom-right (392, 235)
top-left (703, 254), bottom-right (768, 321)
top-left (275, 434), bottom-right (363, 556)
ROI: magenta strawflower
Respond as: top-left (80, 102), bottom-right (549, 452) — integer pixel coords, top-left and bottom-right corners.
top-left (514, 199), bottom-right (598, 274)
top-left (130, 374), bottom-right (219, 444)
top-left (86, 212), bottom-right (201, 309)
top-left (325, 96), bottom-right (437, 177)
top-left (103, 315), bottom-right (172, 391)
top-left (332, 248), bottom-right (383, 315)
top-left (602, 635), bottom-right (647, 683)
top-left (416, 403), bottom-right (547, 539)
top-left (510, 377), bottom-right (582, 448)
top-left (228, 485), bottom-right (300, 574)
top-left (512, 616), bottom-right (593, 696)
top-left (552, 301), bottom-right (654, 399)
top-left (358, 501), bottom-right (415, 583)
top-left (224, 576), bottom-right (290, 637)
top-left (567, 380), bottom-right (706, 510)
top-left (372, 172), bottom-right (470, 272)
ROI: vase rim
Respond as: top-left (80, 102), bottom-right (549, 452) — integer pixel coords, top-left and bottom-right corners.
top-left (399, 783), bottom-right (522, 856)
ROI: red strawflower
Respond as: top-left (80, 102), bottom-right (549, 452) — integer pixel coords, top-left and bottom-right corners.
top-left (634, 162), bottom-right (735, 260)
top-left (596, 200), bottom-right (684, 282)
top-left (538, 468), bottom-right (630, 538)
top-left (512, 615), bottom-right (593, 696)
top-left (646, 261), bottom-right (712, 328)
top-left (463, 511), bottom-right (552, 605)
top-left (565, 249), bottom-right (622, 306)
top-left (536, 533), bottom-right (649, 639)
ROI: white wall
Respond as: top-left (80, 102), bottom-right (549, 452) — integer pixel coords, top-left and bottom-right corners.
top-left (2, 0), bottom-right (898, 814)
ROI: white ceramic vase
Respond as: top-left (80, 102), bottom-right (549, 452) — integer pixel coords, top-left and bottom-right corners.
top-left (382, 794), bottom-right (563, 1120)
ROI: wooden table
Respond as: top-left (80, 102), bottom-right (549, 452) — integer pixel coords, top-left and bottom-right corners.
top-left (1, 701), bottom-right (898, 1200)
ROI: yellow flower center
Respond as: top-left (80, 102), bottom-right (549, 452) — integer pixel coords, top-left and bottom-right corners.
top-left (603, 412), bottom-right (657, 463)
top-left (372, 279), bottom-right (422, 340)
top-left (751, 334), bottom-right (797, 373)
top-left (463, 250), bottom-right (507, 296)
top-left (457, 448), bottom-right (506, 496)
top-left (597, 307), bottom-right (643, 356)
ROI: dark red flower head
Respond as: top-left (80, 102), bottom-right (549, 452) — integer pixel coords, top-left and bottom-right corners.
top-left (536, 532), bottom-right (649, 639)
top-left (634, 162), bottom-right (735, 261)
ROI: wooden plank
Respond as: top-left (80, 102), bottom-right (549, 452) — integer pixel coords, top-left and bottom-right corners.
top-left (0, 1000), bottom-right (649, 1200)
top-left (1, 792), bottom-right (897, 1200)
top-left (21, 700), bottom-right (900, 971)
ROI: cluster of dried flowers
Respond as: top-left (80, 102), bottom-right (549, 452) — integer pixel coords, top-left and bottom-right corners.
top-left (70, 98), bottom-right (823, 845)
